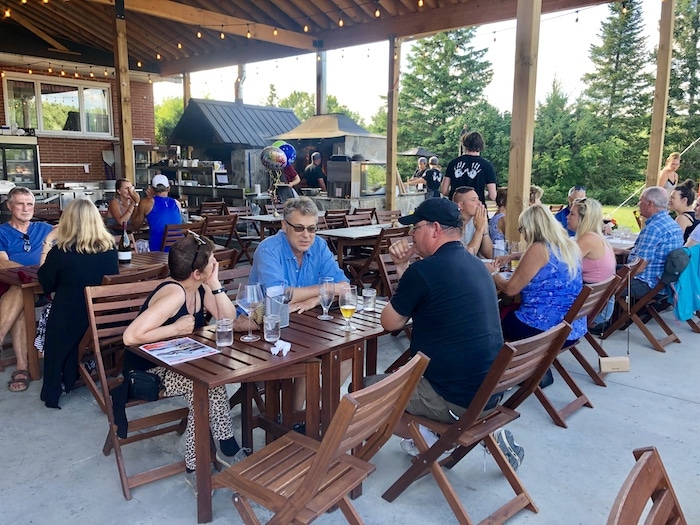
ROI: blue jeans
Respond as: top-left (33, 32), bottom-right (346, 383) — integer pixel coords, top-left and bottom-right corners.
top-left (592, 297), bottom-right (615, 326)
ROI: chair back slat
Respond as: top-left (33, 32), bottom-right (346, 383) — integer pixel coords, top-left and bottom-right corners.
top-left (203, 214), bottom-right (238, 248)
top-left (160, 221), bottom-right (204, 251)
top-left (376, 210), bottom-right (402, 224)
top-left (607, 447), bottom-right (687, 525)
top-left (199, 201), bottom-right (226, 217)
top-left (343, 213), bottom-right (373, 228)
top-left (265, 203), bottom-right (285, 215)
top-left (102, 264), bottom-right (169, 284)
top-left (214, 248), bottom-right (240, 269)
top-left (353, 207), bottom-right (376, 222)
top-left (324, 209), bottom-right (350, 229)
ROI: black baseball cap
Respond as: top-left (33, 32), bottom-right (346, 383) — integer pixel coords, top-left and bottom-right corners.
top-left (398, 198), bottom-right (462, 228)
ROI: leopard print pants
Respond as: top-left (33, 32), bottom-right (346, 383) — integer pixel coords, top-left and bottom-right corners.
top-left (149, 366), bottom-right (234, 470)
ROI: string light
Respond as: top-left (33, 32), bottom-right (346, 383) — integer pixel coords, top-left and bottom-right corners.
top-left (621, 1), bottom-right (629, 14)
top-left (246, 24), bottom-right (251, 38)
top-left (60, 66), bottom-right (66, 76)
top-left (338, 16), bottom-right (344, 27)
top-left (89, 67), bottom-right (94, 78)
top-left (74, 68), bottom-right (79, 78)
top-left (177, 42), bottom-right (183, 49)
top-left (156, 52), bottom-right (161, 60)
top-left (273, 27), bottom-right (278, 36)
top-left (493, 31), bottom-right (496, 42)
top-left (196, 30), bottom-right (202, 39)
top-left (220, 26), bottom-right (225, 39)
top-left (42, 0), bottom-right (48, 4)
top-left (148, 74), bottom-right (152, 84)
top-left (137, 60), bottom-right (142, 68)
top-left (21, 0), bottom-right (26, 3)
top-left (103, 68), bottom-right (108, 76)
top-left (47, 63), bottom-right (53, 73)
top-left (303, 18), bottom-right (309, 33)
top-left (375, 1), bottom-right (381, 18)
top-left (28, 67), bottom-right (32, 74)
top-left (418, 0), bottom-right (424, 7)
top-left (4, 7), bottom-right (10, 18)
top-left (575, 10), bottom-right (579, 23)
top-left (0, 71), bottom-right (4, 78)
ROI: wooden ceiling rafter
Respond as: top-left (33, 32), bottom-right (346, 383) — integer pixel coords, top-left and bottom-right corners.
top-left (0, 3), bottom-right (73, 53)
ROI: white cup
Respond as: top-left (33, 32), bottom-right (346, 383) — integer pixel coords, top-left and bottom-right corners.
top-left (216, 318), bottom-right (233, 347)
top-left (264, 314), bottom-right (281, 343)
top-left (362, 288), bottom-right (377, 312)
top-left (254, 183), bottom-right (261, 194)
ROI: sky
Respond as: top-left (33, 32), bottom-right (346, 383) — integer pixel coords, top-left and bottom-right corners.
top-left (153, 1), bottom-right (662, 123)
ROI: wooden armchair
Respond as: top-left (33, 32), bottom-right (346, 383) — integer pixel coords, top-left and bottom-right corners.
top-left (202, 213), bottom-right (238, 248)
top-left (382, 322), bottom-right (572, 525)
top-left (83, 280), bottom-right (188, 500)
top-left (213, 353), bottom-right (429, 524)
top-left (199, 201), bottom-right (226, 217)
top-left (533, 276), bottom-right (620, 428)
top-left (376, 209), bottom-right (402, 224)
top-left (607, 447), bottom-right (687, 524)
top-left (159, 221), bottom-right (205, 252)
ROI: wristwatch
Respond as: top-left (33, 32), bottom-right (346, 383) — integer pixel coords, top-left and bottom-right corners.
top-left (211, 287), bottom-right (226, 295)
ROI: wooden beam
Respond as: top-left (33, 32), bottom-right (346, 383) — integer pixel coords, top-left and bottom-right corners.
top-left (385, 36), bottom-right (400, 211)
top-left (0, 4), bottom-right (74, 53)
top-left (114, 5), bottom-right (135, 182)
top-left (85, 0), bottom-right (316, 50)
top-left (645, 0), bottom-right (675, 188)
top-left (505, 0), bottom-right (541, 241)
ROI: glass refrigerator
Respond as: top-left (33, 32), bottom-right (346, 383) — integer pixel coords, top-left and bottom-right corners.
top-left (0, 136), bottom-right (40, 190)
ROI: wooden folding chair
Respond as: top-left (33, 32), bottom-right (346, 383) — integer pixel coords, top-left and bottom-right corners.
top-left (159, 221), bottom-right (204, 252)
top-left (83, 280), bottom-right (189, 500)
top-left (202, 213), bottom-right (238, 248)
top-left (213, 353), bottom-right (429, 524)
top-left (101, 264), bottom-right (169, 285)
top-left (602, 258), bottom-right (681, 353)
top-left (227, 205), bottom-right (260, 264)
top-left (549, 204), bottom-right (565, 213)
top-left (265, 203), bottom-right (285, 215)
top-left (607, 446), bottom-right (687, 525)
top-left (213, 248), bottom-right (240, 270)
top-left (353, 207), bottom-right (376, 222)
top-left (344, 212), bottom-right (373, 228)
top-left (382, 322), bottom-right (572, 525)
top-left (199, 201), bottom-right (226, 217)
top-left (602, 258), bottom-right (647, 339)
top-left (533, 275), bottom-right (620, 428)
top-left (375, 209), bottom-right (402, 224)
top-left (346, 226), bottom-right (409, 289)
top-left (325, 209), bottom-right (350, 229)
top-left (633, 209), bottom-right (643, 230)
top-left (33, 202), bottom-right (62, 223)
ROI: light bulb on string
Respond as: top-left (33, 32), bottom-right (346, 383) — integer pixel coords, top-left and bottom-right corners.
top-left (303, 19), bottom-right (309, 33)
top-left (21, 0), bottom-right (26, 3)
top-left (338, 17), bottom-right (344, 28)
top-left (89, 67), bottom-right (94, 78)
top-left (74, 68), bottom-right (79, 78)
top-left (136, 60), bottom-right (142, 68)
top-left (418, 0), bottom-right (423, 7)
top-left (220, 26), bottom-right (225, 39)
top-left (575, 10), bottom-right (579, 23)
top-left (4, 7), bottom-right (10, 18)
top-left (28, 67), bottom-right (32, 74)
top-left (196, 30), bottom-right (202, 39)
top-left (60, 66), bottom-right (66, 76)
top-left (103, 68), bottom-right (108, 77)
top-left (177, 42), bottom-right (183, 49)
top-left (148, 75), bottom-right (152, 84)
top-left (156, 52), bottom-right (161, 60)
top-left (273, 27), bottom-right (278, 36)
top-left (47, 63), bottom-right (53, 73)
top-left (42, 0), bottom-right (48, 4)
top-left (375, 2), bottom-right (381, 18)
top-left (246, 24), bottom-right (251, 38)
top-left (493, 31), bottom-right (496, 42)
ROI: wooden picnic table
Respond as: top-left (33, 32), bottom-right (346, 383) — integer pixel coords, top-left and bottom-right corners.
top-left (130, 299), bottom-right (389, 523)
top-left (0, 251), bottom-right (169, 380)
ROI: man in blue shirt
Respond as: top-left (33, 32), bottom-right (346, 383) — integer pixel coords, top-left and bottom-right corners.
top-left (0, 187), bottom-right (56, 391)
top-left (131, 174), bottom-right (182, 252)
top-left (554, 185), bottom-right (586, 236)
top-left (250, 197), bottom-right (348, 418)
top-left (628, 186), bottom-right (684, 297)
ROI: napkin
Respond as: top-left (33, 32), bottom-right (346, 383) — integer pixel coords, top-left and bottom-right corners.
top-left (271, 339), bottom-right (291, 356)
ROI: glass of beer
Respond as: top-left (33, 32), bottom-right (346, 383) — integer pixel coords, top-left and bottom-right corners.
top-left (339, 285), bottom-right (358, 332)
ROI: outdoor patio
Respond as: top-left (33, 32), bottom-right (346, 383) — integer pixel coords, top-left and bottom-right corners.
top-left (2, 307), bottom-right (698, 524)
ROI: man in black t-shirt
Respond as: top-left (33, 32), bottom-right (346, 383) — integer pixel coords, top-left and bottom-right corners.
top-left (441, 131), bottom-right (497, 204)
top-left (376, 199), bottom-right (503, 453)
top-left (302, 152), bottom-right (327, 192)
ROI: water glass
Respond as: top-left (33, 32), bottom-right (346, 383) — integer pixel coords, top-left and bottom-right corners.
top-left (216, 318), bottom-right (233, 347)
top-left (362, 288), bottom-right (377, 312)
top-left (263, 314), bottom-right (281, 343)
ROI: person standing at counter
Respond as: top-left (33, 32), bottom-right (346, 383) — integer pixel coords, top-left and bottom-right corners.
top-left (131, 174), bottom-right (182, 252)
top-left (106, 178), bottom-right (141, 233)
top-left (302, 152), bottom-right (327, 192)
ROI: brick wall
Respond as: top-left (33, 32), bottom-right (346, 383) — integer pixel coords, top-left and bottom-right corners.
top-left (0, 65), bottom-right (156, 184)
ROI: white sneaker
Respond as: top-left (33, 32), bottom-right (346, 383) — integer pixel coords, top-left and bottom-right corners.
top-left (399, 436), bottom-right (456, 458)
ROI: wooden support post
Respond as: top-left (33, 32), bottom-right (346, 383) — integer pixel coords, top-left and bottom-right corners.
top-left (645, 0), bottom-right (675, 188)
top-left (114, 0), bottom-right (134, 182)
top-left (386, 36), bottom-right (400, 211)
top-left (315, 50), bottom-right (327, 115)
top-left (505, 0), bottom-right (541, 241)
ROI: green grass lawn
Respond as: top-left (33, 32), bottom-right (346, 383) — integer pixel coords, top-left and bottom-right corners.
top-left (544, 204), bottom-right (641, 233)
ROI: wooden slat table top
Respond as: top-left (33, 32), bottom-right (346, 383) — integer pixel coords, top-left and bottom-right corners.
top-left (316, 224), bottom-right (387, 239)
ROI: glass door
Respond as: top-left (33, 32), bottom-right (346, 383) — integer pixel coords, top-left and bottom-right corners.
top-left (5, 146), bottom-right (37, 189)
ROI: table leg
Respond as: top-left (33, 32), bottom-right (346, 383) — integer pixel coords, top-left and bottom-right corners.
top-left (193, 381), bottom-right (213, 523)
top-left (365, 338), bottom-right (378, 378)
top-left (320, 350), bottom-right (341, 436)
top-left (22, 288), bottom-right (40, 381)
top-left (336, 239), bottom-right (346, 269)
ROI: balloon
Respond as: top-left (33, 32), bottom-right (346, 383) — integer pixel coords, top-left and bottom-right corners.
top-left (272, 140), bottom-right (286, 148)
top-left (260, 146), bottom-right (287, 171)
top-left (279, 143), bottom-right (296, 166)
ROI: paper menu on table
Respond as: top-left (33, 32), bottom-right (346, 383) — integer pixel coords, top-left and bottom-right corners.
top-left (139, 337), bottom-right (220, 365)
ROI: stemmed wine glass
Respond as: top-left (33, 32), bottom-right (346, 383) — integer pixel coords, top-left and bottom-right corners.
top-left (317, 277), bottom-right (335, 320)
top-left (339, 285), bottom-right (358, 332)
top-left (237, 282), bottom-right (263, 342)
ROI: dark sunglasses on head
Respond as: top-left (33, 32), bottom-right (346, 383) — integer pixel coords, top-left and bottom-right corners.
top-left (189, 230), bottom-right (207, 272)
top-left (285, 220), bottom-right (317, 233)
top-left (21, 233), bottom-right (31, 252)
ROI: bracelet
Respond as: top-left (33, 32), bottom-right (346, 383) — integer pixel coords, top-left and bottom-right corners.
top-left (43, 241), bottom-right (55, 246)
top-left (491, 270), bottom-right (500, 276)
top-left (211, 287), bottom-right (226, 295)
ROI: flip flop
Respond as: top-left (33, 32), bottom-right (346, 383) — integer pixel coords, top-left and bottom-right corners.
top-left (7, 369), bottom-right (29, 392)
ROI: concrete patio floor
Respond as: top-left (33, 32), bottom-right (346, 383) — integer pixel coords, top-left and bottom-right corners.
top-left (1, 308), bottom-right (699, 524)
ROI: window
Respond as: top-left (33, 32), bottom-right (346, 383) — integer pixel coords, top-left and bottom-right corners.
top-left (3, 73), bottom-right (112, 136)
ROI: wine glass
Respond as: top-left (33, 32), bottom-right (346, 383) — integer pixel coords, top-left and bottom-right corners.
top-left (339, 285), bottom-right (358, 332)
top-left (317, 277), bottom-right (335, 320)
top-left (237, 282), bottom-right (263, 342)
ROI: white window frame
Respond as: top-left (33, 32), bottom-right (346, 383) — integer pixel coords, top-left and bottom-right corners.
top-left (2, 72), bottom-right (114, 139)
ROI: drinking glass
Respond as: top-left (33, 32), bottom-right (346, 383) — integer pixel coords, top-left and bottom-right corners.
top-left (237, 282), bottom-right (263, 342)
top-left (215, 318), bottom-right (233, 347)
top-left (339, 285), bottom-right (358, 332)
top-left (318, 277), bottom-right (335, 320)
top-left (263, 314), bottom-right (281, 343)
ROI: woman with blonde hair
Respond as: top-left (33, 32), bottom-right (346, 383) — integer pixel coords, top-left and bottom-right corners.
top-left (488, 204), bottom-right (586, 344)
top-left (38, 199), bottom-right (118, 408)
top-left (567, 197), bottom-right (616, 330)
top-left (658, 152), bottom-right (681, 193)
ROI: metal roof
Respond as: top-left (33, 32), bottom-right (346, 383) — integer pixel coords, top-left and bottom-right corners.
top-left (167, 99), bottom-right (300, 148)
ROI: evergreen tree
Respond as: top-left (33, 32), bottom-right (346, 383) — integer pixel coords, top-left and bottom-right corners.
top-left (154, 96), bottom-right (184, 145)
top-left (666, 0), bottom-right (700, 174)
top-left (397, 28), bottom-right (493, 162)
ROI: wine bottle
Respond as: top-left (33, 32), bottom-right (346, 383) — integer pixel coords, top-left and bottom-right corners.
top-left (118, 221), bottom-right (132, 264)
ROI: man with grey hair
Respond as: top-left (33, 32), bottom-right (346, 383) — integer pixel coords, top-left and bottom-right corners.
top-left (131, 173), bottom-right (182, 252)
top-left (0, 187), bottom-right (57, 391)
top-left (555, 185), bottom-right (586, 236)
top-left (628, 186), bottom-right (683, 297)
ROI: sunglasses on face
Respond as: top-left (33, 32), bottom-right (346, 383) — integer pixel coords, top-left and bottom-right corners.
top-left (285, 220), bottom-right (318, 234)
top-left (189, 230), bottom-right (207, 272)
top-left (21, 233), bottom-right (31, 252)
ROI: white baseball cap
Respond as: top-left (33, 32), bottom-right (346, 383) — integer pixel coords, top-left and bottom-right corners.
top-left (151, 174), bottom-right (170, 188)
